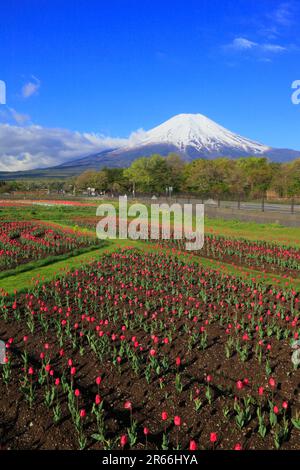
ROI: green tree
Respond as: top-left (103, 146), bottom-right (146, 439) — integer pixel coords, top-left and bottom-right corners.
top-left (236, 157), bottom-right (274, 197)
top-left (165, 153), bottom-right (186, 192)
top-left (274, 160), bottom-right (300, 197)
top-left (76, 170), bottom-right (108, 192)
top-left (124, 155), bottom-right (171, 193)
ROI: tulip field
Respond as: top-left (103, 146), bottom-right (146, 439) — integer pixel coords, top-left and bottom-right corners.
top-left (0, 221), bottom-right (100, 272)
top-left (0, 202), bottom-right (300, 451)
top-left (1, 249), bottom-right (300, 450)
top-left (72, 215), bottom-right (300, 276)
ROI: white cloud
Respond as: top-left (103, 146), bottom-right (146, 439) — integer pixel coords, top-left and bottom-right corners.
top-left (270, 2), bottom-right (294, 27)
top-left (0, 106), bottom-right (31, 125)
top-left (8, 107), bottom-right (31, 124)
top-left (127, 128), bottom-right (148, 146)
top-left (230, 37), bottom-right (258, 50)
top-left (0, 124), bottom-right (128, 171)
top-left (223, 2), bottom-right (297, 60)
top-left (225, 37), bottom-right (288, 57)
top-left (22, 76), bottom-right (40, 99)
top-left (262, 43), bottom-right (287, 53)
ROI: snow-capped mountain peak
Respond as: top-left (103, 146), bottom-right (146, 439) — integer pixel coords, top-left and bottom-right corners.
top-left (53, 113), bottom-right (300, 173)
top-left (130, 113), bottom-right (270, 155)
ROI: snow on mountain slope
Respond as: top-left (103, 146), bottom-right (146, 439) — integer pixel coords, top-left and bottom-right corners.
top-left (128, 113), bottom-right (270, 155)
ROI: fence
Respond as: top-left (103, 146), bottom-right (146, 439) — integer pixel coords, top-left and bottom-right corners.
top-left (123, 195), bottom-right (300, 215)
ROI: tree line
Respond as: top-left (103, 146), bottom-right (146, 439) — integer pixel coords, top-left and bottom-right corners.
top-left (1, 154), bottom-right (300, 199)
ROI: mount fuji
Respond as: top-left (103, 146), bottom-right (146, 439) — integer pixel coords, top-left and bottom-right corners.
top-left (133, 113), bottom-right (270, 155)
top-left (0, 113), bottom-right (299, 179)
top-left (57, 113), bottom-right (300, 172)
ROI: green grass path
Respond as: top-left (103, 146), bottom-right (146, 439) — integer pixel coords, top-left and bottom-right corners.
top-left (204, 218), bottom-right (300, 246)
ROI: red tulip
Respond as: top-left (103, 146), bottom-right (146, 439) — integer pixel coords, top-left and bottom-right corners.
top-left (74, 389), bottom-right (80, 397)
top-left (120, 434), bottom-right (127, 448)
top-left (269, 377), bottom-right (276, 388)
top-left (175, 357), bottom-right (181, 367)
top-left (95, 376), bottom-right (102, 385)
top-left (70, 366), bottom-right (76, 376)
top-left (258, 386), bottom-right (264, 396)
top-left (189, 440), bottom-right (197, 450)
top-left (150, 349), bottom-right (156, 356)
top-left (124, 400), bottom-right (132, 410)
top-left (143, 427), bottom-right (149, 435)
top-left (234, 443), bottom-right (242, 450)
top-left (282, 401), bottom-right (288, 410)
top-left (174, 416), bottom-right (181, 426)
top-left (28, 367), bottom-right (34, 375)
top-left (273, 405), bottom-right (279, 414)
top-left (80, 409), bottom-right (86, 418)
top-left (210, 432), bottom-right (217, 443)
top-left (95, 394), bottom-right (102, 405)
top-left (236, 380), bottom-right (243, 390)
top-left (161, 411), bottom-right (168, 421)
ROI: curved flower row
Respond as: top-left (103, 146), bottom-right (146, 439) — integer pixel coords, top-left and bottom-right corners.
top-left (161, 234), bottom-right (300, 274)
top-left (0, 221), bottom-right (99, 271)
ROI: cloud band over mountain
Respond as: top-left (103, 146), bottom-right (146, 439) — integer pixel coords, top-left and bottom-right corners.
top-left (0, 124), bottom-right (128, 171)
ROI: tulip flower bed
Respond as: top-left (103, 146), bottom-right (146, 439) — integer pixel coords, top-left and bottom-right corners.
top-left (0, 221), bottom-right (100, 272)
top-left (157, 234), bottom-right (300, 277)
top-left (71, 216), bottom-right (104, 230)
top-left (71, 216), bottom-right (300, 276)
top-left (0, 199), bottom-right (99, 208)
top-left (0, 249), bottom-right (300, 450)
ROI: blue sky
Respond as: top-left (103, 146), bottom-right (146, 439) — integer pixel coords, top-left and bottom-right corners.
top-left (0, 0), bottom-right (300, 170)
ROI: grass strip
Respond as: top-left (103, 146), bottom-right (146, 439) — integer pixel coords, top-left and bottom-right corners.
top-left (0, 243), bottom-right (103, 281)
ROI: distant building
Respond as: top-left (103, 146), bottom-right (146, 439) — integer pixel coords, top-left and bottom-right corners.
top-left (87, 187), bottom-right (97, 196)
